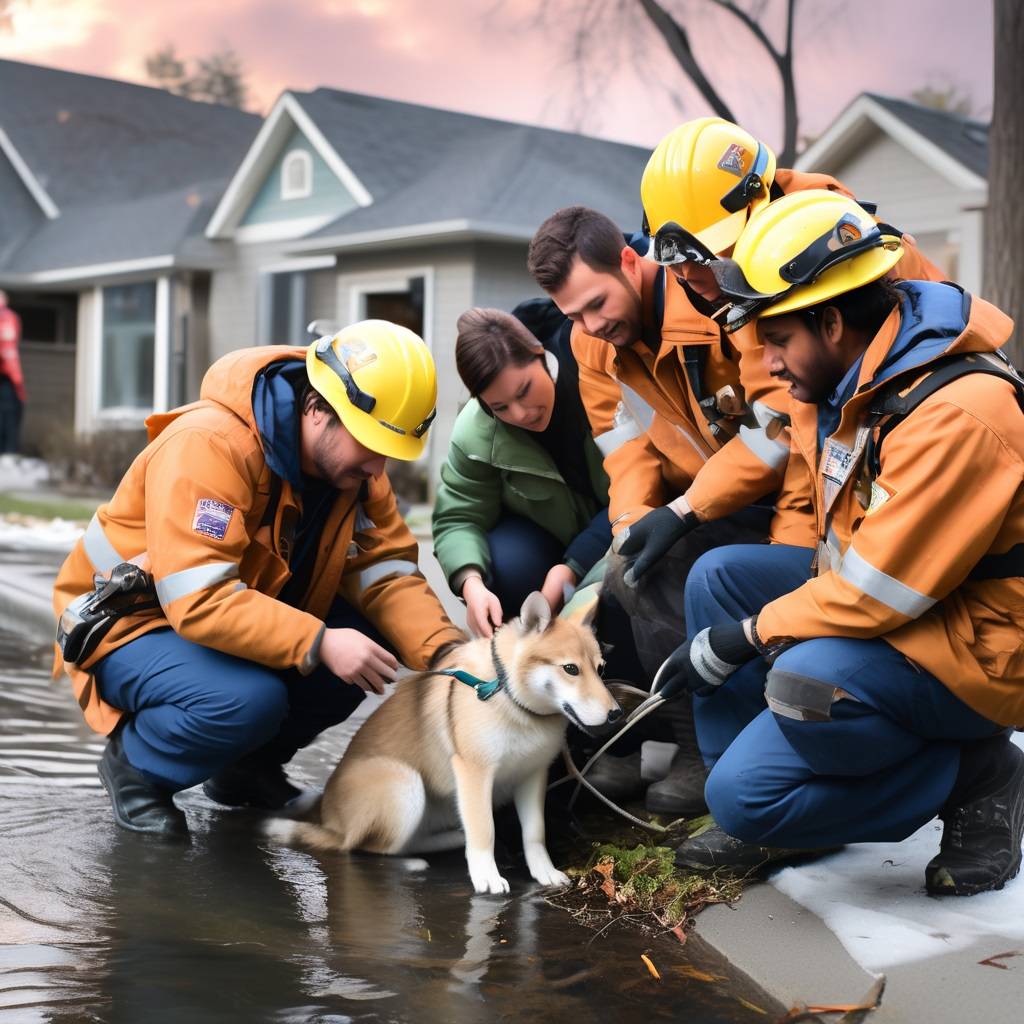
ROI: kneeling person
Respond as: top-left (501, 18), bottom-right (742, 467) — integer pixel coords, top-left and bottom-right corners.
top-left (662, 191), bottom-right (1024, 895)
top-left (53, 321), bottom-right (465, 837)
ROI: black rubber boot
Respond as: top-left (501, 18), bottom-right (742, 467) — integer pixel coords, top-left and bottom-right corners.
top-left (97, 729), bottom-right (189, 839)
top-left (674, 823), bottom-right (834, 875)
top-left (645, 697), bottom-right (708, 818)
top-left (583, 751), bottom-right (646, 803)
top-left (926, 738), bottom-right (1024, 896)
top-left (203, 755), bottom-right (303, 810)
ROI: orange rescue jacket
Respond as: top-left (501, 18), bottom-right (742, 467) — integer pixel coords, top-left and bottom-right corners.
top-left (576, 170), bottom-right (945, 549)
top-left (756, 283), bottom-right (1024, 727)
top-left (53, 346), bottom-right (464, 735)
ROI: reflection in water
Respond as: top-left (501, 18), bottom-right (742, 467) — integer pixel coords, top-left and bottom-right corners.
top-left (0, 628), bottom-right (778, 1022)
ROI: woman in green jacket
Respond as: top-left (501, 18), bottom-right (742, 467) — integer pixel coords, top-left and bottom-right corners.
top-left (432, 304), bottom-right (611, 637)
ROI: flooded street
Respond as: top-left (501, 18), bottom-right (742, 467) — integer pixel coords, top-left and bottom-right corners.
top-left (0, 626), bottom-right (779, 1024)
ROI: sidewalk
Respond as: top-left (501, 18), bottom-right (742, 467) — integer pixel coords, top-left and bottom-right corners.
top-left (2, 497), bottom-right (1022, 1020)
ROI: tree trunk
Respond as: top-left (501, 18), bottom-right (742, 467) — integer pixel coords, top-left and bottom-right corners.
top-left (984, 0), bottom-right (1024, 367)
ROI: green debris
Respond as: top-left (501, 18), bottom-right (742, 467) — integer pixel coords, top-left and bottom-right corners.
top-left (549, 839), bottom-right (745, 937)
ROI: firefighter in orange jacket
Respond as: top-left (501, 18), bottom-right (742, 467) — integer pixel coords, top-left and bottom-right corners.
top-left (53, 320), bottom-right (464, 837)
top-left (526, 122), bottom-right (942, 816)
top-left (661, 190), bottom-right (1024, 896)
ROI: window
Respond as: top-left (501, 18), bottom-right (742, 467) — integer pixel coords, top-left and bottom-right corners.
top-left (362, 276), bottom-right (426, 337)
top-left (281, 149), bottom-right (313, 201)
top-left (100, 282), bottom-right (156, 411)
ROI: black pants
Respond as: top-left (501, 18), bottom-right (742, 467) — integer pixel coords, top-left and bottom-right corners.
top-left (0, 377), bottom-right (22, 454)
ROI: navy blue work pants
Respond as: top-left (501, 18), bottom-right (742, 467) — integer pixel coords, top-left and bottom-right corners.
top-left (0, 376), bottom-right (22, 454)
top-left (685, 543), bottom-right (1002, 849)
top-left (93, 600), bottom-right (391, 792)
top-left (486, 514), bottom-right (564, 617)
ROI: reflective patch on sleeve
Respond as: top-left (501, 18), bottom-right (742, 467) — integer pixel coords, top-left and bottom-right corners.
top-left (155, 561), bottom-right (240, 607)
top-left (737, 423), bottom-right (789, 470)
top-left (359, 558), bottom-right (418, 590)
top-left (838, 545), bottom-right (935, 618)
top-left (192, 499), bottom-right (235, 540)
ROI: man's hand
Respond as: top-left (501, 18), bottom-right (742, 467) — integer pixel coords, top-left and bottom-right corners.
top-left (319, 627), bottom-right (399, 694)
top-left (540, 563), bottom-right (577, 614)
top-left (615, 505), bottom-right (699, 587)
top-left (654, 620), bottom-right (760, 700)
top-left (462, 575), bottom-right (503, 638)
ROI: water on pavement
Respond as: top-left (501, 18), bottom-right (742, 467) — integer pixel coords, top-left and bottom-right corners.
top-left (0, 627), bottom-right (779, 1023)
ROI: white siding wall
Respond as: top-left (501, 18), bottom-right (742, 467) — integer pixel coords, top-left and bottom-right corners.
top-left (471, 242), bottom-right (542, 312)
top-left (815, 132), bottom-right (987, 292)
top-left (335, 244), bottom-right (475, 495)
top-left (208, 240), bottom-right (294, 359)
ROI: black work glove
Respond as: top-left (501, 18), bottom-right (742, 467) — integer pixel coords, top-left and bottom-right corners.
top-left (615, 506), bottom-right (699, 587)
top-left (654, 620), bottom-right (761, 700)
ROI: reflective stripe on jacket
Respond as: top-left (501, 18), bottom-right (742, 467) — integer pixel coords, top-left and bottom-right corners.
top-left (53, 346), bottom-right (463, 735)
top-left (756, 282), bottom-right (1024, 726)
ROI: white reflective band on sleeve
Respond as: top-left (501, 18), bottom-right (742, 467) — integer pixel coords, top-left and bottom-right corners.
top-left (155, 561), bottom-right (240, 607)
top-left (616, 381), bottom-right (656, 431)
top-left (359, 558), bottom-right (419, 590)
top-left (838, 546), bottom-right (936, 618)
top-left (737, 423), bottom-right (789, 470)
top-left (83, 514), bottom-right (123, 573)
top-left (595, 419), bottom-right (643, 456)
top-left (826, 525), bottom-right (844, 573)
top-left (748, 400), bottom-right (787, 429)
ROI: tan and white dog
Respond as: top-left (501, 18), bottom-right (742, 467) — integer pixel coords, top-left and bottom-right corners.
top-left (265, 592), bottom-right (622, 894)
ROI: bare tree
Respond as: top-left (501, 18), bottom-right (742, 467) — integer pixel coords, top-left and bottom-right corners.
top-left (144, 44), bottom-right (249, 110)
top-left (984, 0), bottom-right (1024, 366)
top-left (501, 0), bottom-right (804, 163)
top-left (910, 80), bottom-right (975, 117)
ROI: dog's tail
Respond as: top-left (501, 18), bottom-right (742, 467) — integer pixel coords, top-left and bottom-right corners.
top-left (263, 817), bottom-right (351, 853)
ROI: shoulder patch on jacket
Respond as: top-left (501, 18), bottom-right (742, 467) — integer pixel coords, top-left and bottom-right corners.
top-left (193, 498), bottom-right (235, 540)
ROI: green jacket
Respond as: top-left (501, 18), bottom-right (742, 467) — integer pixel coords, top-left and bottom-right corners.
top-left (432, 398), bottom-right (610, 591)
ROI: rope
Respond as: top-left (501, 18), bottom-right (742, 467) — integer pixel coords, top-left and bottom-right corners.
top-left (546, 659), bottom-right (690, 835)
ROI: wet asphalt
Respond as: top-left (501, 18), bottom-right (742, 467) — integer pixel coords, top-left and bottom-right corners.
top-left (0, 626), bottom-right (780, 1023)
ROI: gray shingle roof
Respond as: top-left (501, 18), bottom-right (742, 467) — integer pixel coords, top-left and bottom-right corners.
top-left (0, 58), bottom-right (259, 275)
top-left (867, 93), bottom-right (988, 180)
top-left (293, 88), bottom-right (651, 240)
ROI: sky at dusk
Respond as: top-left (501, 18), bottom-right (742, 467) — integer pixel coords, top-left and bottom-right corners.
top-left (0, 0), bottom-right (994, 151)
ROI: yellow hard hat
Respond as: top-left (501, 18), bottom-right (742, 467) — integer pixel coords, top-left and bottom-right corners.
top-left (642, 117), bottom-right (777, 260)
top-left (710, 190), bottom-right (904, 332)
top-left (306, 319), bottom-right (437, 461)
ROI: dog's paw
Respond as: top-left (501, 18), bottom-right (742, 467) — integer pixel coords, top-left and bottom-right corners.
top-left (473, 872), bottom-right (511, 895)
top-left (530, 865), bottom-right (571, 889)
top-left (467, 852), bottom-right (510, 894)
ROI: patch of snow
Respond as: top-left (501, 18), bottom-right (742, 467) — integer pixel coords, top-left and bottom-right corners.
top-left (0, 517), bottom-right (82, 552)
top-left (771, 733), bottom-right (1024, 971)
top-left (0, 454), bottom-right (50, 491)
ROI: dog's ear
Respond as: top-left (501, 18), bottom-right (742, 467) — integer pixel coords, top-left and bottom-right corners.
top-left (518, 591), bottom-right (552, 634)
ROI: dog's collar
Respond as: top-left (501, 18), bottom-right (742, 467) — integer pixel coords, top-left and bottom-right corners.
top-left (436, 667), bottom-right (502, 701)
top-left (435, 638), bottom-right (550, 718)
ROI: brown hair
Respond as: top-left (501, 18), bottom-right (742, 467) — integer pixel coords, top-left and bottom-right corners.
top-left (455, 308), bottom-right (544, 411)
top-left (527, 206), bottom-right (626, 292)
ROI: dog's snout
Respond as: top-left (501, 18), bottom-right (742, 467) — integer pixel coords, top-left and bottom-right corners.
top-left (606, 707), bottom-right (623, 724)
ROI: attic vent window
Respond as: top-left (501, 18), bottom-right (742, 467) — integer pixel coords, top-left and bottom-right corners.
top-left (281, 149), bottom-right (313, 200)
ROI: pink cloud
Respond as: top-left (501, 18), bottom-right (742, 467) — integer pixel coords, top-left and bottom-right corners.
top-left (0, 0), bottom-right (993, 152)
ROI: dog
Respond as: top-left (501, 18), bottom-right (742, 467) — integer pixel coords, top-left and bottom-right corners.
top-left (265, 591), bottom-right (622, 894)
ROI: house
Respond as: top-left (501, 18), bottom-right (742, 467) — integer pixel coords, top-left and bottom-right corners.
top-left (796, 93), bottom-right (989, 293)
top-left (0, 58), bottom-right (650, 490)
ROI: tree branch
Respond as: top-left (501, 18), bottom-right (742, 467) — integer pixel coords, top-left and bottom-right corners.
top-left (636, 0), bottom-right (737, 121)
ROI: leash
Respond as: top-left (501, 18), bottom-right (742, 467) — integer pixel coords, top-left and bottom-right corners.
top-left (546, 658), bottom-right (690, 836)
top-left (434, 638), bottom-right (688, 835)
